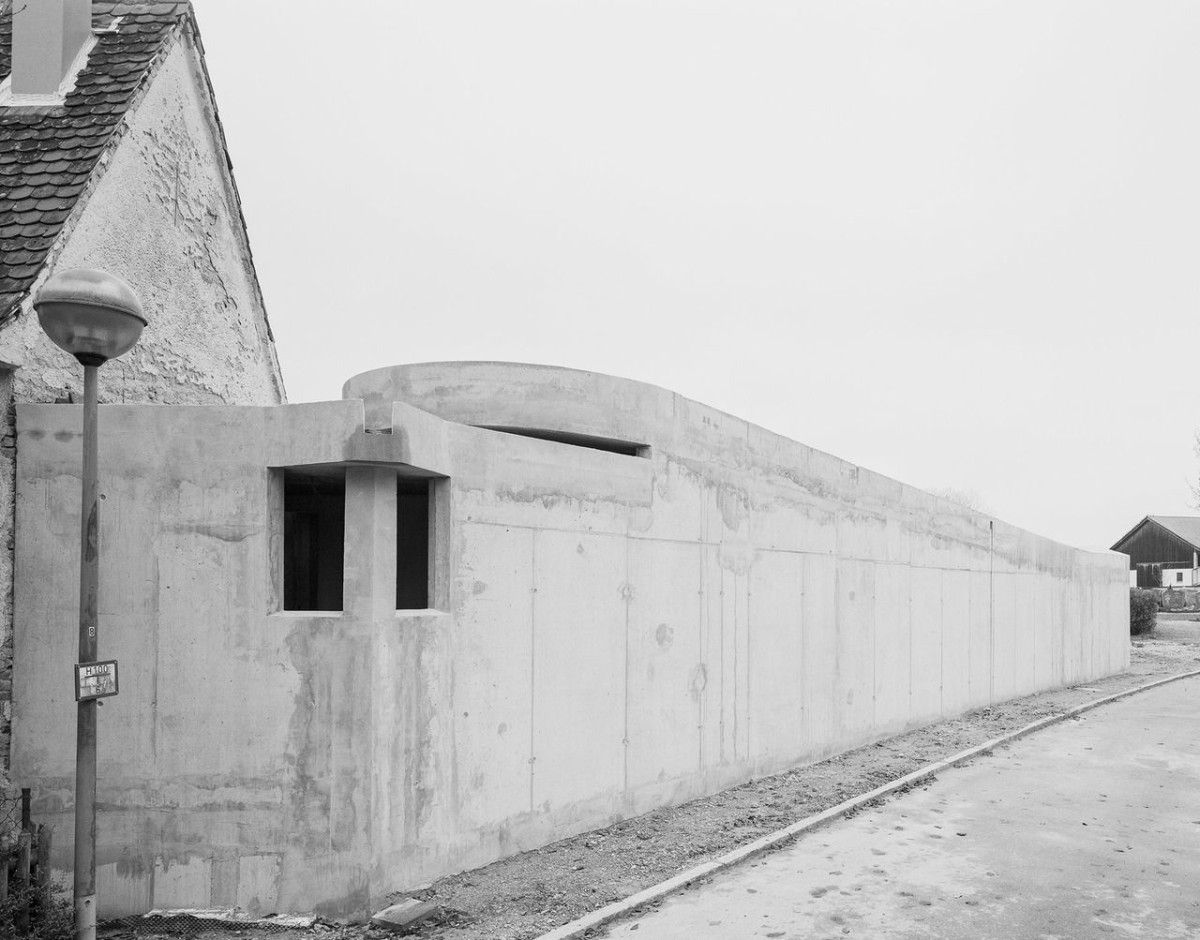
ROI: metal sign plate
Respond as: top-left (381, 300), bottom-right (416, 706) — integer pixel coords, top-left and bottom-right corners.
top-left (75, 660), bottom-right (118, 701)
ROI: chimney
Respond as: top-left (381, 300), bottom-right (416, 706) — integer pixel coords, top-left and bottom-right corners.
top-left (11, 0), bottom-right (93, 98)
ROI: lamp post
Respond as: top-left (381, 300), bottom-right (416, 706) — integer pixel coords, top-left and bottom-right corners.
top-left (33, 269), bottom-right (147, 940)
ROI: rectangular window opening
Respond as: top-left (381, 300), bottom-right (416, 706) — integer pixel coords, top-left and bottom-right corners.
top-left (283, 467), bottom-right (345, 611)
top-left (397, 475), bottom-right (433, 609)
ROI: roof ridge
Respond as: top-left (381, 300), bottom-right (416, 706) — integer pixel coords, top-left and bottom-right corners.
top-left (1114, 515), bottom-right (1200, 555)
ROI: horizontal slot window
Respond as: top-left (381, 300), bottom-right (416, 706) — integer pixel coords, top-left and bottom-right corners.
top-left (477, 425), bottom-right (649, 457)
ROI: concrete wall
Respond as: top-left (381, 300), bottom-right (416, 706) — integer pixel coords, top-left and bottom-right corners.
top-left (12, 363), bottom-right (1128, 918)
top-left (0, 25), bottom-right (285, 781)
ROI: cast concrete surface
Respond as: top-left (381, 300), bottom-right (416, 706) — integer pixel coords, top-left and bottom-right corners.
top-left (605, 676), bottom-right (1200, 939)
top-left (14, 363), bottom-right (1127, 915)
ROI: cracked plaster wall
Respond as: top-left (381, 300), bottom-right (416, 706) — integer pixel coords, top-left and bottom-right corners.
top-left (0, 31), bottom-right (284, 782)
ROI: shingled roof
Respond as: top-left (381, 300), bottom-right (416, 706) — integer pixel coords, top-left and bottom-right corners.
top-left (0, 1), bottom-right (192, 319)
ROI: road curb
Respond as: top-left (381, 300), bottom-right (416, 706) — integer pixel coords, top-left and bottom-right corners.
top-left (533, 668), bottom-right (1200, 940)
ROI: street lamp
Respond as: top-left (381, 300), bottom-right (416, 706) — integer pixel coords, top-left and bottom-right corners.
top-left (33, 269), bottom-right (147, 940)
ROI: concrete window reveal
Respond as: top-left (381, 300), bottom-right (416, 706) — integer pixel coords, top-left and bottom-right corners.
top-left (282, 467), bottom-right (346, 611)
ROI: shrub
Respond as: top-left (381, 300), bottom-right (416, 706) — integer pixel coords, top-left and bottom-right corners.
top-left (1130, 588), bottom-right (1158, 636)
top-left (0, 879), bottom-right (73, 940)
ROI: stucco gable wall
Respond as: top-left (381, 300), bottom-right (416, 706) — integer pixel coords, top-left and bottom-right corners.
top-left (0, 30), bottom-right (284, 407)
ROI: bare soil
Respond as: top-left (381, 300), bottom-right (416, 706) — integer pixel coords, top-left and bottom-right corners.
top-left (101, 621), bottom-right (1200, 940)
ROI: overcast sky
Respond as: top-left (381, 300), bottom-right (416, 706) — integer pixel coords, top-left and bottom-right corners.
top-left (195, 1), bottom-right (1199, 551)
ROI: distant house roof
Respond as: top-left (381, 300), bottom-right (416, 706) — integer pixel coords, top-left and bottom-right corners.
top-left (0, 1), bottom-right (191, 318)
top-left (1111, 515), bottom-right (1200, 554)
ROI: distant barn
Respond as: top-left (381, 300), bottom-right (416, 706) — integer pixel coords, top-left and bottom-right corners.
top-left (1111, 516), bottom-right (1200, 587)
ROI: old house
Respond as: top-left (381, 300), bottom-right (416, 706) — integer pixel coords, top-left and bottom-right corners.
top-left (1111, 516), bottom-right (1200, 588)
top-left (0, 0), bottom-right (285, 777)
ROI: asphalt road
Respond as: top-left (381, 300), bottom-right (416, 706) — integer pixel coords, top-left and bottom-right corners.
top-left (605, 676), bottom-right (1200, 940)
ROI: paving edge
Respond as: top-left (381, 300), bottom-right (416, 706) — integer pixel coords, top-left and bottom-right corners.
top-left (532, 668), bottom-right (1200, 940)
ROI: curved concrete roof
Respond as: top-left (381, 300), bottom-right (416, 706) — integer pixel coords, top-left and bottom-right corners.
top-left (344, 361), bottom-right (687, 446)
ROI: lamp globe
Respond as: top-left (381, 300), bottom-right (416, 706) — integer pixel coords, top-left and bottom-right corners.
top-left (34, 269), bottom-right (148, 366)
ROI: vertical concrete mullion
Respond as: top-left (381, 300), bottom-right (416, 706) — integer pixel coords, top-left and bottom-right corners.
top-left (343, 466), bottom-right (398, 620)
top-left (330, 466), bottom-right (398, 857)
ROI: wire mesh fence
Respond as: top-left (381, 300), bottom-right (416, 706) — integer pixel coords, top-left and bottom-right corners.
top-left (102, 912), bottom-right (318, 935)
top-left (0, 787), bottom-right (29, 853)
